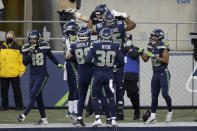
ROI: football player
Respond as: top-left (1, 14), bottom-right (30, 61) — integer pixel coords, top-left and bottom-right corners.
top-left (65, 26), bottom-right (92, 126)
top-left (85, 28), bottom-right (124, 127)
top-left (62, 21), bottom-right (79, 123)
top-left (93, 10), bottom-right (136, 120)
top-left (141, 29), bottom-right (173, 123)
top-left (17, 30), bottom-right (64, 125)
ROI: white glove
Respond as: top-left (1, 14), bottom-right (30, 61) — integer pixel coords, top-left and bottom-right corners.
top-left (74, 12), bottom-right (82, 19)
top-left (120, 12), bottom-right (129, 18)
top-left (111, 10), bottom-right (129, 18)
top-left (65, 8), bottom-right (81, 19)
top-left (111, 10), bottom-right (122, 17)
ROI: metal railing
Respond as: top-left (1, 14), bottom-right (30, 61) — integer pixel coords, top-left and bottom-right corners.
top-left (0, 20), bottom-right (197, 50)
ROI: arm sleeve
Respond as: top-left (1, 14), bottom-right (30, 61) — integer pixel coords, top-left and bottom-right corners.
top-left (21, 44), bottom-right (31, 66)
top-left (46, 50), bottom-right (59, 65)
top-left (128, 47), bottom-right (140, 60)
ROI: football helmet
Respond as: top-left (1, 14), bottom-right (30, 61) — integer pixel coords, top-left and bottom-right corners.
top-left (103, 10), bottom-right (115, 27)
top-left (63, 21), bottom-right (78, 36)
top-left (95, 4), bottom-right (108, 15)
top-left (150, 29), bottom-right (164, 44)
top-left (28, 30), bottom-right (41, 43)
top-left (78, 26), bottom-right (91, 40)
top-left (99, 28), bottom-right (112, 41)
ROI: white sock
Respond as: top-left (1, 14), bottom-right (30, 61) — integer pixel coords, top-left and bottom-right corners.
top-left (77, 116), bottom-right (82, 120)
top-left (151, 113), bottom-right (156, 118)
top-left (95, 115), bottom-right (100, 119)
top-left (41, 118), bottom-right (47, 121)
top-left (74, 100), bottom-right (78, 114)
top-left (68, 101), bottom-right (74, 113)
top-left (21, 114), bottom-right (25, 118)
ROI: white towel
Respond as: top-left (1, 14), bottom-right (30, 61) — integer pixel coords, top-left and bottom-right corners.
top-left (63, 61), bottom-right (67, 80)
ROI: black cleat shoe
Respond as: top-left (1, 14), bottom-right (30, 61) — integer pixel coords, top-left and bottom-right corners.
top-left (106, 119), bottom-right (112, 127)
top-left (76, 119), bottom-right (86, 127)
top-left (133, 112), bottom-right (140, 120)
top-left (36, 118), bottom-right (48, 125)
top-left (17, 114), bottom-right (25, 122)
top-left (116, 109), bottom-right (124, 120)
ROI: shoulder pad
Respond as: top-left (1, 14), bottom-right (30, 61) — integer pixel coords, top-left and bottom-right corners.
top-left (157, 43), bottom-right (168, 50)
top-left (22, 43), bottom-right (30, 52)
top-left (39, 42), bottom-right (51, 49)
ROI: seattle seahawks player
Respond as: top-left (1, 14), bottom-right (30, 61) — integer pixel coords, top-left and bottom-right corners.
top-left (66, 26), bottom-right (92, 126)
top-left (93, 10), bottom-right (136, 120)
top-left (141, 29), bottom-right (173, 124)
top-left (85, 28), bottom-right (124, 127)
top-left (62, 21), bottom-right (79, 123)
top-left (17, 30), bottom-right (64, 125)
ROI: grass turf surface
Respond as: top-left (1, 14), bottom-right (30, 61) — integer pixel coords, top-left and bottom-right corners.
top-left (0, 109), bottom-right (196, 124)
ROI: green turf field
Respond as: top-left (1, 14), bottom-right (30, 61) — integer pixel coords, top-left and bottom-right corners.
top-left (0, 109), bottom-right (196, 124)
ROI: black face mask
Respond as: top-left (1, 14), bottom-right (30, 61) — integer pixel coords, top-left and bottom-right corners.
top-left (6, 38), bottom-right (13, 43)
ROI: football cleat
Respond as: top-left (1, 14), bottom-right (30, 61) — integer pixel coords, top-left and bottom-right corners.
top-left (17, 114), bottom-right (25, 122)
top-left (76, 119), bottom-right (86, 127)
top-left (92, 118), bottom-right (102, 127)
top-left (144, 116), bottom-right (157, 124)
top-left (133, 112), bottom-right (140, 120)
top-left (116, 109), bottom-right (124, 120)
top-left (37, 118), bottom-right (48, 125)
top-left (106, 119), bottom-right (112, 127)
top-left (166, 111), bottom-right (173, 122)
top-left (111, 119), bottom-right (118, 128)
top-left (66, 112), bottom-right (77, 125)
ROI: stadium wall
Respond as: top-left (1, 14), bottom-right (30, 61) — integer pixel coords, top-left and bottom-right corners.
top-left (0, 52), bottom-right (196, 108)
top-left (45, 0), bottom-right (197, 51)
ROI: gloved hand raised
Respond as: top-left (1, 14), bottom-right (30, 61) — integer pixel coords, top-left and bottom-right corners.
top-left (146, 51), bottom-right (156, 59)
top-left (58, 64), bottom-right (64, 71)
top-left (29, 44), bottom-right (36, 51)
top-left (138, 48), bottom-right (144, 55)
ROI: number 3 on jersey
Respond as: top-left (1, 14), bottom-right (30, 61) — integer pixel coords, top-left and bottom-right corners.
top-left (96, 50), bottom-right (116, 67)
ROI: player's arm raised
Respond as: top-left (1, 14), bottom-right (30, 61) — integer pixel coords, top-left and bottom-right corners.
top-left (124, 18), bottom-right (136, 31)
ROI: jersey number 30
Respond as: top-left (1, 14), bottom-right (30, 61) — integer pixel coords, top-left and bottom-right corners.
top-left (96, 50), bottom-right (116, 67)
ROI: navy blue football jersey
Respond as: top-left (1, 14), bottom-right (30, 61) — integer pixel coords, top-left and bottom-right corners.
top-left (94, 20), bottom-right (126, 48)
top-left (85, 41), bottom-right (124, 71)
top-left (147, 42), bottom-right (170, 72)
top-left (69, 39), bottom-right (93, 69)
top-left (22, 41), bottom-right (59, 74)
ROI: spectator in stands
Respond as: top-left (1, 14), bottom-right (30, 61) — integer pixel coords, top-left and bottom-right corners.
top-left (123, 33), bottom-right (143, 120)
top-left (0, 0), bottom-right (4, 21)
top-left (0, 31), bottom-right (26, 110)
top-left (57, 0), bottom-right (81, 32)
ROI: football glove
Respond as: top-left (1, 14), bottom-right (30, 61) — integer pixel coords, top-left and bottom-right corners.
top-left (146, 51), bottom-right (156, 59)
top-left (164, 42), bottom-right (169, 47)
top-left (58, 64), bottom-right (64, 71)
top-left (138, 48), bottom-right (144, 55)
top-left (29, 44), bottom-right (36, 51)
top-left (111, 10), bottom-right (129, 18)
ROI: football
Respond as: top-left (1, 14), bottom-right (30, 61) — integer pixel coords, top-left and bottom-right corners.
top-left (142, 109), bottom-right (151, 122)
